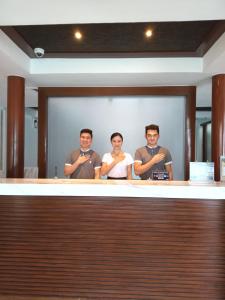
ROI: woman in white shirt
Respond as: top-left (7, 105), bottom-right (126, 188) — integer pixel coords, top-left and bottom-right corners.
top-left (101, 132), bottom-right (134, 180)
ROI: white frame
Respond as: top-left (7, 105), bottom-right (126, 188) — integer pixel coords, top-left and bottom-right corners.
top-left (220, 156), bottom-right (225, 182)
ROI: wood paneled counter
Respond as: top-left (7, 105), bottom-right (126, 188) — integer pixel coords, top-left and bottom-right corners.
top-left (0, 179), bottom-right (225, 299)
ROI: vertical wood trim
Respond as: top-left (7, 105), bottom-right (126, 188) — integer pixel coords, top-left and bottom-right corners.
top-left (6, 76), bottom-right (25, 178)
top-left (38, 87), bottom-right (196, 179)
top-left (202, 124), bottom-right (207, 162)
top-left (38, 89), bottom-right (48, 178)
top-left (212, 74), bottom-right (225, 181)
top-left (185, 87), bottom-right (196, 180)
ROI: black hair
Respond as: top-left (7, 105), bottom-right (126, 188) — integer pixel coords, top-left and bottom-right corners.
top-left (110, 132), bottom-right (123, 141)
top-left (145, 124), bottom-right (159, 134)
top-left (80, 128), bottom-right (93, 138)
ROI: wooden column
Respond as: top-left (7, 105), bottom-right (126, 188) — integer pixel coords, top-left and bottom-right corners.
top-left (38, 88), bottom-right (48, 178)
top-left (185, 88), bottom-right (196, 180)
top-left (212, 74), bottom-right (225, 181)
top-left (7, 76), bottom-right (25, 178)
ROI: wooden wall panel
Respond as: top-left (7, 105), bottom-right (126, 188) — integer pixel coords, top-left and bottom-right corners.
top-left (212, 74), bottom-right (225, 181)
top-left (0, 196), bottom-right (224, 299)
top-left (7, 76), bottom-right (25, 178)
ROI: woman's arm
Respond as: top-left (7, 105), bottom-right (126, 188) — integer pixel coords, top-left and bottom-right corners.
top-left (100, 160), bottom-right (118, 176)
top-left (101, 154), bottom-right (125, 176)
top-left (127, 164), bottom-right (133, 180)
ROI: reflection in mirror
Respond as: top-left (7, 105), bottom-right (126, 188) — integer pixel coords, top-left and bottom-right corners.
top-left (24, 107), bottom-right (38, 178)
top-left (196, 108), bottom-right (211, 162)
top-left (0, 107), bottom-right (38, 178)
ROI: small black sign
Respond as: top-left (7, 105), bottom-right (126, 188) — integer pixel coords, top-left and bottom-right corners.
top-left (152, 171), bottom-right (169, 180)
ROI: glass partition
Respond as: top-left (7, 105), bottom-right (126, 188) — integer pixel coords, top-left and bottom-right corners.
top-left (48, 96), bottom-right (185, 180)
top-left (195, 109), bottom-right (211, 162)
top-left (24, 108), bottom-right (38, 177)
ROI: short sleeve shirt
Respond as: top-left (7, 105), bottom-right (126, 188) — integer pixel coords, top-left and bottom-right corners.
top-left (65, 149), bottom-right (101, 179)
top-left (134, 145), bottom-right (172, 180)
top-left (102, 152), bottom-right (134, 178)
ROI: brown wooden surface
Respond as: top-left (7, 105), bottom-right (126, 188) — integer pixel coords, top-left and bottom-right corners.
top-left (196, 20), bottom-right (225, 56)
top-left (202, 124), bottom-right (207, 162)
top-left (2, 21), bottom-right (225, 59)
top-left (38, 86), bottom-right (196, 179)
top-left (185, 87), bottom-right (196, 180)
top-left (38, 89), bottom-right (48, 178)
top-left (212, 74), bottom-right (225, 181)
top-left (6, 76), bottom-right (25, 178)
top-left (0, 195), bottom-right (224, 300)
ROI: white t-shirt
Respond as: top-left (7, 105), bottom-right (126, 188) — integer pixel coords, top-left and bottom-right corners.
top-left (102, 152), bottom-right (134, 178)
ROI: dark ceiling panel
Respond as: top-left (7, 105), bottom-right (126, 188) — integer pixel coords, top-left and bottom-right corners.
top-left (1, 20), bottom-right (225, 58)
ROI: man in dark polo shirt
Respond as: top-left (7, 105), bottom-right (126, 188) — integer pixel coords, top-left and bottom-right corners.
top-left (64, 128), bottom-right (101, 179)
top-left (134, 124), bottom-right (173, 180)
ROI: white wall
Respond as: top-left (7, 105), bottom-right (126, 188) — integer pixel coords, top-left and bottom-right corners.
top-left (196, 79), bottom-right (212, 107)
top-left (48, 96), bottom-right (185, 180)
top-left (1, 0), bottom-right (224, 25)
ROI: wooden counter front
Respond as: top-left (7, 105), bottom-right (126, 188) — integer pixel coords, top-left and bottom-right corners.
top-left (0, 180), bottom-right (225, 299)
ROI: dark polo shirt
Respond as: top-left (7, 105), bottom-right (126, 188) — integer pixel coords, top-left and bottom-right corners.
top-left (134, 145), bottom-right (172, 180)
top-left (65, 149), bottom-right (101, 179)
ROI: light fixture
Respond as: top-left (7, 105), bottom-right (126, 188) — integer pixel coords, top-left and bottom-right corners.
top-left (74, 31), bottom-right (82, 40)
top-left (145, 29), bottom-right (153, 38)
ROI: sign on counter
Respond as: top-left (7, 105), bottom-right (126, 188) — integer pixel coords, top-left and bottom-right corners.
top-left (190, 162), bottom-right (214, 181)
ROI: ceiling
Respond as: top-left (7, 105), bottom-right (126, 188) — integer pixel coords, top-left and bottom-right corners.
top-left (1, 1), bottom-right (225, 108)
top-left (1, 20), bottom-right (225, 58)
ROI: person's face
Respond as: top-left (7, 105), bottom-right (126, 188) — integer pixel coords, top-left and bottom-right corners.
top-left (111, 135), bottom-right (123, 151)
top-left (146, 129), bottom-right (159, 147)
top-left (80, 132), bottom-right (92, 149)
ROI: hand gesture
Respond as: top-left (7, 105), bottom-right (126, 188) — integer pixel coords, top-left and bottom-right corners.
top-left (151, 153), bottom-right (165, 164)
top-left (77, 155), bottom-right (90, 165)
top-left (113, 153), bottom-right (125, 164)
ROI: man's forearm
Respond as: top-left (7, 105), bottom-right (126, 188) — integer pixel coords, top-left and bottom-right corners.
top-left (165, 164), bottom-right (173, 180)
top-left (64, 161), bottom-right (80, 176)
top-left (134, 159), bottom-right (155, 175)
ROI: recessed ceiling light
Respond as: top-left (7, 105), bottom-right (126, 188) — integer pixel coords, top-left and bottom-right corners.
top-left (74, 31), bottom-right (82, 40)
top-left (145, 29), bottom-right (153, 38)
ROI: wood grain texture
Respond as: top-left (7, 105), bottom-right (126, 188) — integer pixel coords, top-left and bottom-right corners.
top-left (2, 21), bottom-right (225, 58)
top-left (212, 74), bottom-right (225, 181)
top-left (6, 76), bottom-right (25, 178)
top-left (38, 89), bottom-right (48, 178)
top-left (185, 87), bottom-right (196, 180)
top-left (0, 196), bottom-right (224, 299)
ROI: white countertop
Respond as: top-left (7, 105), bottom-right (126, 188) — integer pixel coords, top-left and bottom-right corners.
top-left (0, 179), bottom-right (225, 199)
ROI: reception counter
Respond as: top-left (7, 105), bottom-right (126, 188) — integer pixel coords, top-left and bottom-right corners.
top-left (1, 178), bottom-right (225, 198)
top-left (0, 179), bottom-right (225, 299)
